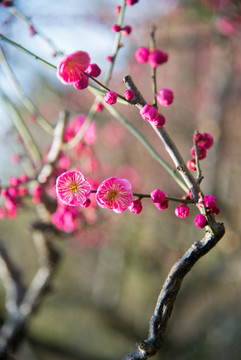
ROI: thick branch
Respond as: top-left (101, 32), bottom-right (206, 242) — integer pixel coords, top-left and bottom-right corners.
top-left (122, 221), bottom-right (225, 360)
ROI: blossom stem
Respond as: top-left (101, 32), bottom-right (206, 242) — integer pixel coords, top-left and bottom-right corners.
top-left (194, 131), bottom-right (203, 183)
top-left (90, 190), bottom-right (193, 204)
top-left (104, 0), bottom-right (127, 85)
top-left (8, 7), bottom-right (64, 56)
top-left (0, 33), bottom-right (57, 71)
top-left (150, 25), bottom-right (158, 108)
top-left (1, 93), bottom-right (41, 170)
top-left (0, 47), bottom-right (53, 134)
top-left (123, 75), bottom-right (200, 198)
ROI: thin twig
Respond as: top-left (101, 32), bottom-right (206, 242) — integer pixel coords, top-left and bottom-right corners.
top-left (38, 110), bottom-right (68, 184)
top-left (9, 7), bottom-right (64, 56)
top-left (149, 25), bottom-right (158, 108)
top-left (0, 47), bottom-right (53, 134)
top-left (1, 93), bottom-right (42, 170)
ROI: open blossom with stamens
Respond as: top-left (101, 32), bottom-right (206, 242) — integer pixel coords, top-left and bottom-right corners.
top-left (57, 51), bottom-right (90, 84)
top-left (96, 177), bottom-right (133, 213)
top-left (56, 170), bottom-right (91, 206)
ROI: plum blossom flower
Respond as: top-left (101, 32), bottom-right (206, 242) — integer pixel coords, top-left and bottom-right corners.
top-left (56, 170), bottom-right (91, 206)
top-left (57, 51), bottom-right (90, 84)
top-left (194, 214), bottom-right (207, 228)
top-left (96, 177), bottom-right (133, 213)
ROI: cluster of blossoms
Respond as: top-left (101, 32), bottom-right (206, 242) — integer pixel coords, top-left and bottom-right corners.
top-left (57, 51), bottom-right (101, 90)
top-left (0, 174), bottom-right (28, 218)
top-left (56, 171), bottom-right (134, 214)
top-left (55, 170), bottom-right (220, 230)
top-left (135, 47), bottom-right (168, 68)
top-left (112, 24), bottom-right (132, 36)
top-left (186, 132), bottom-right (214, 171)
top-left (140, 104), bottom-right (166, 127)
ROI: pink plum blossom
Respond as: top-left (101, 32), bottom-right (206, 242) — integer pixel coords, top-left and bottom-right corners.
top-left (124, 89), bottom-right (135, 101)
top-left (96, 177), bottom-right (133, 213)
top-left (104, 91), bottom-right (117, 105)
top-left (57, 51), bottom-right (90, 85)
top-left (56, 170), bottom-right (91, 206)
top-left (186, 159), bottom-right (196, 171)
top-left (194, 214), bottom-right (207, 228)
top-left (135, 47), bottom-right (149, 64)
top-left (190, 145), bottom-right (207, 160)
top-left (64, 114), bottom-right (96, 146)
top-left (150, 189), bottom-right (166, 204)
top-left (140, 104), bottom-right (158, 122)
top-left (129, 199), bottom-right (142, 214)
top-left (175, 204), bottom-right (190, 218)
top-left (86, 63), bottom-right (101, 77)
top-left (74, 74), bottom-right (89, 90)
top-left (156, 88), bottom-right (174, 106)
top-left (148, 50), bottom-right (168, 68)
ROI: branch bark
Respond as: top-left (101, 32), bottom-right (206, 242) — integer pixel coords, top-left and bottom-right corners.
top-left (122, 221), bottom-right (225, 360)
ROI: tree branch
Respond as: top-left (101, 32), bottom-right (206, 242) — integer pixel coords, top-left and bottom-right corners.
top-left (122, 221), bottom-right (225, 360)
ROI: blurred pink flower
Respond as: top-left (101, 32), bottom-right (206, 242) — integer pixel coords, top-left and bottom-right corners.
top-left (96, 177), bottom-right (132, 213)
top-left (56, 170), bottom-right (91, 206)
top-left (64, 114), bottom-right (96, 146)
top-left (57, 51), bottom-right (90, 84)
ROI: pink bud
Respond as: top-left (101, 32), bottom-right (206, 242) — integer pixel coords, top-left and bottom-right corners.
top-left (186, 159), bottom-right (196, 171)
top-left (193, 132), bottom-right (204, 143)
top-left (155, 199), bottom-right (169, 210)
top-left (194, 214), bottom-right (207, 228)
top-left (124, 89), bottom-right (135, 101)
top-left (74, 74), bottom-right (89, 90)
top-left (106, 55), bottom-right (114, 62)
top-left (198, 194), bottom-right (216, 209)
top-left (115, 6), bottom-right (121, 14)
top-left (175, 204), bottom-right (190, 218)
top-left (135, 47), bottom-right (149, 64)
top-left (199, 133), bottom-right (214, 150)
top-left (190, 145), bottom-right (207, 160)
top-left (9, 177), bottom-right (19, 187)
top-left (150, 189), bottom-right (166, 204)
top-left (148, 50), bottom-right (168, 68)
top-left (156, 88), bottom-right (174, 106)
top-left (140, 104), bottom-right (158, 122)
top-left (82, 198), bottom-right (91, 208)
top-left (8, 187), bottom-right (18, 197)
top-left (86, 63), bottom-right (101, 78)
top-left (152, 114), bottom-right (166, 127)
top-left (104, 91), bottom-right (117, 105)
top-left (121, 25), bottom-right (132, 36)
top-left (1, 0), bottom-right (14, 6)
top-left (129, 199), bottom-right (142, 214)
top-left (112, 24), bottom-right (121, 33)
top-left (126, 0), bottom-right (139, 5)
top-left (29, 25), bottom-right (37, 36)
top-left (212, 206), bottom-right (220, 215)
top-left (95, 102), bottom-right (103, 112)
top-left (1, 189), bottom-right (8, 198)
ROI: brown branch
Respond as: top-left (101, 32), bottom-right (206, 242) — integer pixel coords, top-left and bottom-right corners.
top-left (0, 241), bottom-right (25, 317)
top-left (122, 221), bottom-right (225, 360)
top-left (0, 231), bottom-right (60, 359)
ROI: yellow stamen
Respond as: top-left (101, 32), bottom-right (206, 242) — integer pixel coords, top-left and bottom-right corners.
top-left (108, 190), bottom-right (118, 204)
top-left (69, 183), bottom-right (78, 193)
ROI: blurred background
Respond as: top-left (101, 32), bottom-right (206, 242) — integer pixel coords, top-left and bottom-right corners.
top-left (0, 0), bottom-right (241, 359)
